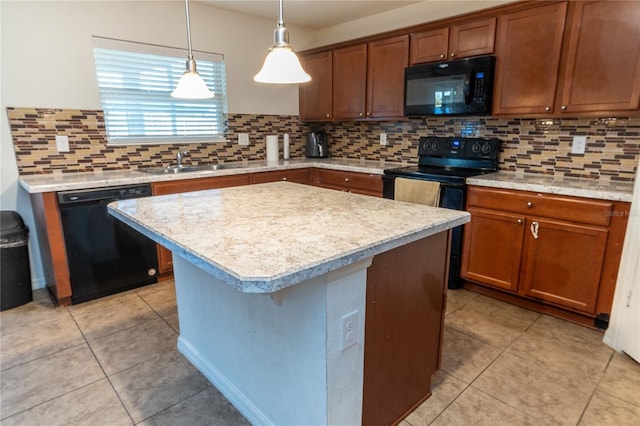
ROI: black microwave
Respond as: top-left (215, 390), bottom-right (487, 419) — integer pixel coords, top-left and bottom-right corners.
top-left (404, 55), bottom-right (496, 116)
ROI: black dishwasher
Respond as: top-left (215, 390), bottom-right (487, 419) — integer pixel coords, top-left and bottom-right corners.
top-left (58, 184), bottom-right (158, 304)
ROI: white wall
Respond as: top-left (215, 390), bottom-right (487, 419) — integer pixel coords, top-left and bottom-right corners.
top-left (0, 0), bottom-right (314, 288)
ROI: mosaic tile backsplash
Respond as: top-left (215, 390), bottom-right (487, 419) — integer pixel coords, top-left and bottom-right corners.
top-left (7, 108), bottom-right (639, 182)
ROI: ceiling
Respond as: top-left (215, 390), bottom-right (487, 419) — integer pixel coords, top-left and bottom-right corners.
top-left (201, 1), bottom-right (424, 29)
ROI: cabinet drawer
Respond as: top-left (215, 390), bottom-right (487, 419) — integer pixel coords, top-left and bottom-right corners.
top-left (467, 186), bottom-right (612, 226)
top-left (252, 169), bottom-right (311, 184)
top-left (152, 175), bottom-right (251, 195)
top-left (314, 169), bottom-right (383, 193)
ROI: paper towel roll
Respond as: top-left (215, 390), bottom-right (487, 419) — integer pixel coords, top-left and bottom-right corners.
top-left (266, 135), bottom-right (278, 162)
top-left (283, 134), bottom-right (290, 160)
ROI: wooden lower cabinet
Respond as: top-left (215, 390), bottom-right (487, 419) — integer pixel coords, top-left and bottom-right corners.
top-left (462, 207), bottom-right (524, 292)
top-left (152, 174), bottom-right (251, 274)
top-left (520, 217), bottom-right (608, 313)
top-left (311, 168), bottom-right (383, 197)
top-left (461, 186), bottom-right (630, 327)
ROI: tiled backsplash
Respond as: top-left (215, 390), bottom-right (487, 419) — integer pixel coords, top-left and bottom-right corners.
top-left (6, 108), bottom-right (306, 175)
top-left (7, 108), bottom-right (639, 182)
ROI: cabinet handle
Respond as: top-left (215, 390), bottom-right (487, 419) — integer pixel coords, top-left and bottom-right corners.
top-left (282, 177), bottom-right (287, 181)
top-left (530, 221), bottom-right (539, 240)
top-left (517, 219), bottom-right (523, 225)
top-left (527, 202), bottom-right (533, 208)
top-left (326, 113), bottom-right (330, 118)
top-left (440, 54), bottom-right (445, 59)
top-left (344, 178), bottom-right (350, 182)
top-left (545, 106), bottom-right (551, 112)
top-left (359, 112), bottom-right (364, 117)
top-left (561, 105), bottom-right (567, 111)
top-left (366, 112), bottom-right (371, 117)
top-left (450, 52), bottom-right (456, 57)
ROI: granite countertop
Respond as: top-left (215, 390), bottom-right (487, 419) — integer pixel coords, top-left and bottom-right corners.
top-left (18, 158), bottom-right (405, 193)
top-left (108, 182), bottom-right (469, 294)
top-left (468, 171), bottom-right (635, 202)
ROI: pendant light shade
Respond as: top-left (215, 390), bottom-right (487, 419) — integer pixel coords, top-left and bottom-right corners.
top-left (254, 0), bottom-right (311, 84)
top-left (172, 0), bottom-right (214, 99)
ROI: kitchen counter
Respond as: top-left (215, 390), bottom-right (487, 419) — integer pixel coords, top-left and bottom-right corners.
top-left (108, 181), bottom-right (469, 293)
top-left (108, 182), bottom-right (468, 425)
top-left (18, 158), bottom-right (404, 193)
top-left (468, 171), bottom-right (635, 202)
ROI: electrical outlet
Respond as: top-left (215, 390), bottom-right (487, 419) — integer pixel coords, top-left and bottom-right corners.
top-left (380, 133), bottom-right (387, 146)
top-left (238, 133), bottom-right (250, 146)
top-left (341, 311), bottom-right (359, 351)
top-left (55, 135), bottom-right (70, 153)
top-left (572, 135), bottom-right (587, 154)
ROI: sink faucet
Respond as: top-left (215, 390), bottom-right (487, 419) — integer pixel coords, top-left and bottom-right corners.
top-left (176, 150), bottom-right (188, 167)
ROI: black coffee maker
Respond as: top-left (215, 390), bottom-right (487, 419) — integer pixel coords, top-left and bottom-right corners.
top-left (305, 131), bottom-right (329, 158)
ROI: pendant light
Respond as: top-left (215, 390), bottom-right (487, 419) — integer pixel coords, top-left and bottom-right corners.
top-left (254, 0), bottom-right (311, 84)
top-left (172, 0), bottom-right (214, 99)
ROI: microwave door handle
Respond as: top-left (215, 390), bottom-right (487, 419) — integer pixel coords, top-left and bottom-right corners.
top-left (464, 69), bottom-right (474, 105)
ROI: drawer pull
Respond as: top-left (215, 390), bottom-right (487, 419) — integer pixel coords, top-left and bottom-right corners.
top-left (344, 178), bottom-right (350, 182)
top-left (282, 177), bottom-right (287, 181)
top-left (530, 221), bottom-right (539, 239)
top-left (517, 219), bottom-right (523, 225)
top-left (527, 202), bottom-right (533, 208)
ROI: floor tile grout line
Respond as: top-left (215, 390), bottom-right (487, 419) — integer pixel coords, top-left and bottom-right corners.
top-left (132, 386), bottom-right (213, 425)
top-left (0, 340), bottom-right (87, 374)
top-left (0, 376), bottom-right (108, 423)
top-left (66, 305), bottom-right (137, 426)
top-left (575, 351), bottom-right (616, 425)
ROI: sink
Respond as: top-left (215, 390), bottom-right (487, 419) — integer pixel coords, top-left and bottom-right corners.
top-left (139, 164), bottom-right (236, 174)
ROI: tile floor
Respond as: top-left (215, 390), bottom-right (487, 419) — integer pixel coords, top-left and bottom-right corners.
top-left (1, 281), bottom-right (638, 425)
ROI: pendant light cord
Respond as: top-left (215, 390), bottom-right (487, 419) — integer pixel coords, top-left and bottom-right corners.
top-left (278, 0), bottom-right (284, 28)
top-left (184, 0), bottom-right (194, 60)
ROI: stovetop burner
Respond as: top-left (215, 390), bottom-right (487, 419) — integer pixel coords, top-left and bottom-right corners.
top-left (384, 136), bottom-right (500, 181)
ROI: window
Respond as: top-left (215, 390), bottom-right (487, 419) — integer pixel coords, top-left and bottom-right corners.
top-left (92, 37), bottom-right (228, 145)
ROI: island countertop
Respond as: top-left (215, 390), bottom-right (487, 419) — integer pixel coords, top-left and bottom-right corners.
top-left (108, 182), bottom-right (469, 293)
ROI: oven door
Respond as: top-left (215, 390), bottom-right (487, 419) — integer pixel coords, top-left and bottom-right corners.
top-left (383, 173), bottom-right (466, 289)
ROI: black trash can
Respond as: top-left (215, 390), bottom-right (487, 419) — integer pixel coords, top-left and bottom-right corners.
top-left (1, 211), bottom-right (33, 311)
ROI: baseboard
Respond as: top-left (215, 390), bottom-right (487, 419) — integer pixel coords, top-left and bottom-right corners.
top-left (177, 337), bottom-right (274, 426)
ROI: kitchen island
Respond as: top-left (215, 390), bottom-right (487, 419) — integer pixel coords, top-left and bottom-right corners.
top-left (108, 182), bottom-right (469, 425)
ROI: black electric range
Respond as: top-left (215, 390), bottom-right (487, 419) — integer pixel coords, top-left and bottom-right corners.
top-left (382, 136), bottom-right (500, 289)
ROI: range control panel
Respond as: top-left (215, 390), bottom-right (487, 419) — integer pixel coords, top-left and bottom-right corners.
top-left (418, 136), bottom-right (500, 160)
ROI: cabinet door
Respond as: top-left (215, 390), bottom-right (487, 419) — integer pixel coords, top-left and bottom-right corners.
top-left (299, 51), bottom-right (333, 121)
top-left (521, 218), bottom-right (608, 314)
top-left (556, 1), bottom-right (640, 114)
top-left (493, 2), bottom-right (567, 115)
top-left (333, 44), bottom-right (368, 119)
top-left (449, 17), bottom-right (496, 60)
top-left (410, 27), bottom-right (449, 64)
top-left (461, 207), bottom-right (525, 292)
top-left (367, 35), bottom-right (409, 119)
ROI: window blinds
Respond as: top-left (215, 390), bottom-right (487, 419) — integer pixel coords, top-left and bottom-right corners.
top-left (92, 37), bottom-right (228, 145)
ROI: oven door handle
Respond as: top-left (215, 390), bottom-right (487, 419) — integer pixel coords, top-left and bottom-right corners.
top-left (464, 68), bottom-right (474, 105)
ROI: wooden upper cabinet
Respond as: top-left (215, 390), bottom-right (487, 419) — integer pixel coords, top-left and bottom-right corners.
top-left (367, 35), bottom-right (410, 118)
top-left (299, 51), bottom-right (333, 121)
top-left (492, 2), bottom-right (568, 115)
top-left (556, 0), bottom-right (640, 114)
top-left (410, 17), bottom-right (495, 65)
top-left (449, 17), bottom-right (496, 60)
top-left (333, 44), bottom-right (368, 119)
top-left (410, 28), bottom-right (449, 64)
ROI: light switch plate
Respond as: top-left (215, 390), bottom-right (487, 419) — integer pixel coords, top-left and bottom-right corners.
top-left (55, 135), bottom-right (70, 152)
top-left (238, 133), bottom-right (250, 146)
top-left (572, 136), bottom-right (587, 154)
top-left (380, 133), bottom-right (387, 146)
